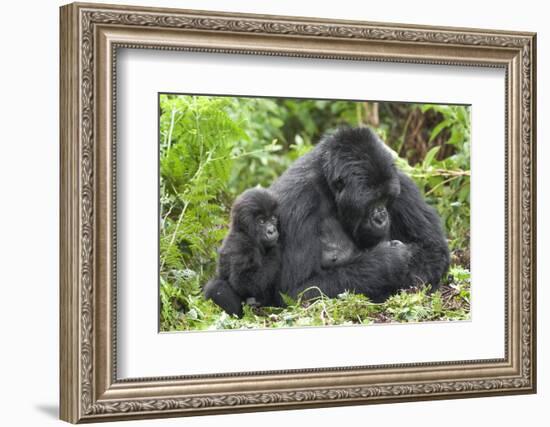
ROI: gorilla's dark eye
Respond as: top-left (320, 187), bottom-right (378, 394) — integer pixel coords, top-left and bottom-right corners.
top-left (258, 217), bottom-right (265, 225)
top-left (334, 178), bottom-right (345, 192)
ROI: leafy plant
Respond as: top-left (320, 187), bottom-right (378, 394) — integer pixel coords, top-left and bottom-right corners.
top-left (383, 105), bottom-right (471, 255)
top-left (159, 95), bottom-right (247, 328)
top-left (163, 270), bottom-right (471, 332)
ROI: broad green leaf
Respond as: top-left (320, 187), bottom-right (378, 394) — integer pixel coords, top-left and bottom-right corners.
top-left (422, 146), bottom-right (440, 169)
top-left (429, 119), bottom-right (451, 143)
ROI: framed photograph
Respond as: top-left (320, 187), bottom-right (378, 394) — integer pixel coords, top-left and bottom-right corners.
top-left (60, 2), bottom-right (536, 423)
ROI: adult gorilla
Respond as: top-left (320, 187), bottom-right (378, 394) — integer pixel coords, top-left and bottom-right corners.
top-left (269, 126), bottom-right (450, 303)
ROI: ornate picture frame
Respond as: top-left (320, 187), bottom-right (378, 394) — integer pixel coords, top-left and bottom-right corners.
top-left (60, 2), bottom-right (536, 423)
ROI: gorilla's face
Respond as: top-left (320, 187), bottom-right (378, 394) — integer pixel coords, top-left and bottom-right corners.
top-left (322, 127), bottom-right (401, 249)
top-left (256, 214), bottom-right (279, 249)
top-left (231, 188), bottom-right (279, 250)
top-left (332, 173), bottom-right (400, 249)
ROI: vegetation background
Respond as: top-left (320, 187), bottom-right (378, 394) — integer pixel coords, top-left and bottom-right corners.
top-left (159, 95), bottom-right (471, 332)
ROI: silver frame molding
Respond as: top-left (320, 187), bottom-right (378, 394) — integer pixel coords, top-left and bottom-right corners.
top-left (60, 2), bottom-right (536, 423)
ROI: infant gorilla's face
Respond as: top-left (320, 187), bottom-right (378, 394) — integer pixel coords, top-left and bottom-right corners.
top-left (230, 187), bottom-right (279, 249)
top-left (257, 214), bottom-right (279, 248)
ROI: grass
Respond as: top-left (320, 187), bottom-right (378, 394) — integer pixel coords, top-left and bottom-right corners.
top-left (160, 265), bottom-right (471, 332)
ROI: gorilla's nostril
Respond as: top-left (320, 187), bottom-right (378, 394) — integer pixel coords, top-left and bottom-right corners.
top-left (373, 214), bottom-right (386, 226)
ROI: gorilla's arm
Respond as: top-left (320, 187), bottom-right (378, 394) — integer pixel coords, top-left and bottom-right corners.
top-left (227, 249), bottom-right (280, 306)
top-left (227, 249), bottom-right (261, 298)
top-left (320, 216), bottom-right (359, 268)
top-left (204, 249), bottom-right (266, 317)
top-left (203, 244), bottom-right (258, 317)
top-left (388, 171), bottom-right (450, 289)
top-left (274, 181), bottom-right (324, 296)
top-left (203, 278), bottom-right (244, 317)
top-left (296, 241), bottom-right (412, 303)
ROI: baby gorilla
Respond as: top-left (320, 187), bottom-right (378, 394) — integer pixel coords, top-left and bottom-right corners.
top-left (320, 216), bottom-right (406, 268)
top-left (203, 188), bottom-right (280, 317)
top-left (320, 217), bottom-right (358, 268)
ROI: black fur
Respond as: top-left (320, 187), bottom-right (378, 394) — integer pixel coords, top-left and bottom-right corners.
top-left (269, 126), bottom-right (450, 303)
top-left (320, 216), bottom-right (359, 268)
top-left (203, 188), bottom-right (281, 316)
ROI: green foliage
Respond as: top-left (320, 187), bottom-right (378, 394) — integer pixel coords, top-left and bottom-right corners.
top-left (420, 105), bottom-right (470, 252)
top-left (163, 267), bottom-right (471, 332)
top-left (159, 94), bottom-right (471, 332)
top-left (159, 95), bottom-right (247, 328)
top-left (384, 105), bottom-right (471, 253)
